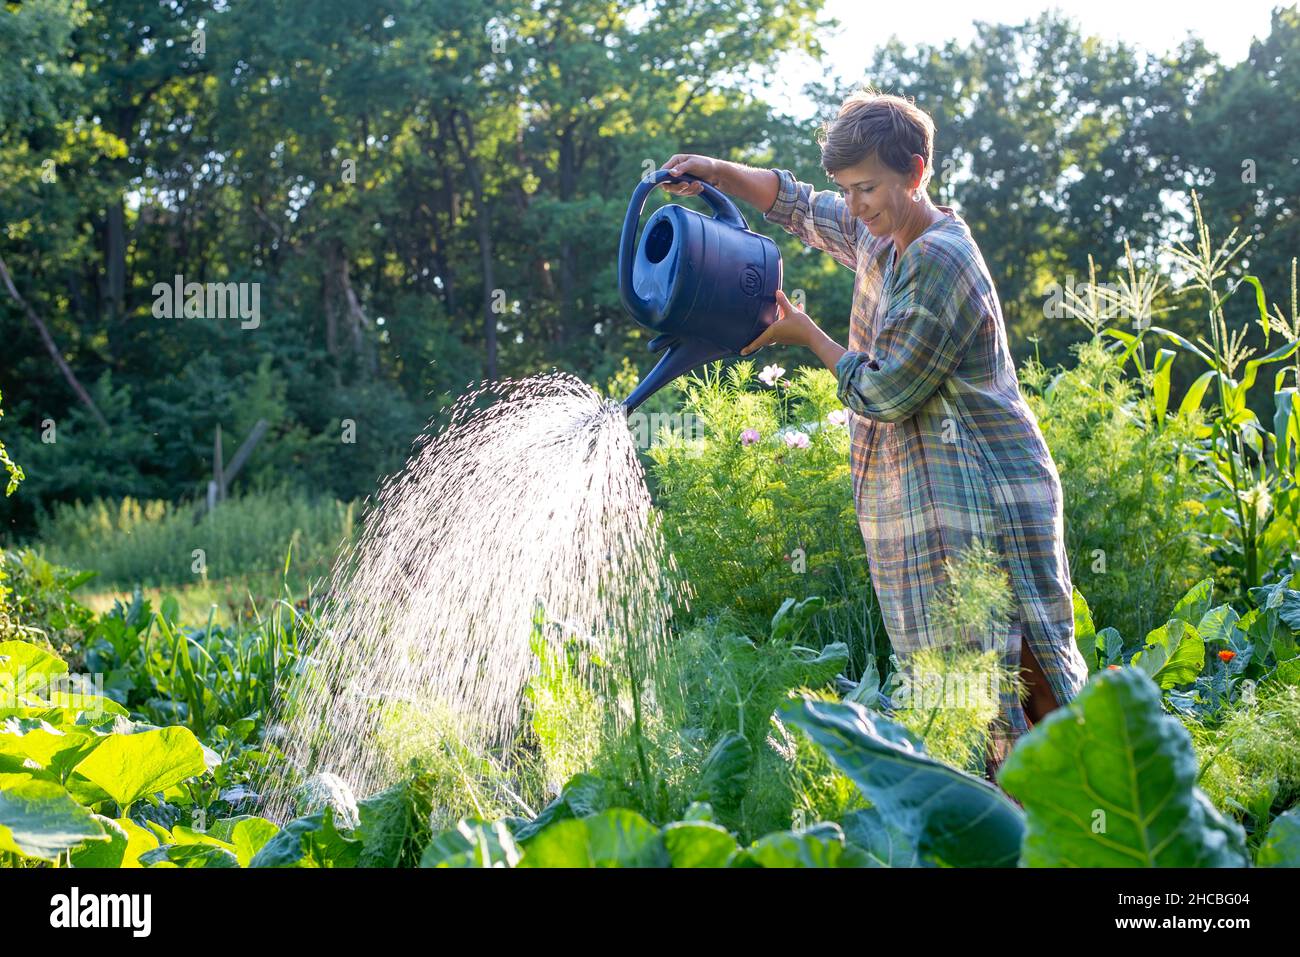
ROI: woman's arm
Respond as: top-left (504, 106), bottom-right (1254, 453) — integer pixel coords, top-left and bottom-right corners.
top-left (755, 294), bottom-right (965, 423)
top-left (708, 161), bottom-right (781, 216)
top-left (661, 155), bottom-right (780, 213)
top-left (660, 159), bottom-right (861, 270)
top-left (834, 313), bottom-right (964, 423)
top-left (805, 327), bottom-right (848, 372)
top-left (740, 289), bottom-right (848, 367)
top-left (742, 236), bottom-right (980, 420)
top-left (836, 239), bottom-right (981, 423)
top-left (761, 168), bottom-right (864, 271)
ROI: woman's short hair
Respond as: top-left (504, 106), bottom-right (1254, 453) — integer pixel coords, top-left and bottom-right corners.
top-left (816, 87), bottom-right (935, 190)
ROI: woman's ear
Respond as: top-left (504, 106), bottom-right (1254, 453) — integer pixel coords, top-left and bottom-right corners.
top-left (911, 153), bottom-right (927, 191)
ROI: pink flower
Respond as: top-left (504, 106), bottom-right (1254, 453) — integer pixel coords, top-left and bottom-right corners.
top-left (783, 431), bottom-right (810, 449)
top-left (740, 428), bottom-right (761, 446)
top-left (758, 364), bottom-right (786, 387)
top-left (827, 408), bottom-right (848, 426)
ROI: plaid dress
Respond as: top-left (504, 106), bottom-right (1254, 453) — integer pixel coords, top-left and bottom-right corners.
top-left (763, 168), bottom-right (1090, 763)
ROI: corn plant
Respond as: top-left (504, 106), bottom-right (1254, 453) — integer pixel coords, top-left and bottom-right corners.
top-left (1060, 192), bottom-right (1300, 598)
top-left (1156, 195), bottom-right (1299, 593)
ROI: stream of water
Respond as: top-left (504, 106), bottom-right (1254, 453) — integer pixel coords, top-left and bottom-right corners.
top-left (257, 372), bottom-right (688, 824)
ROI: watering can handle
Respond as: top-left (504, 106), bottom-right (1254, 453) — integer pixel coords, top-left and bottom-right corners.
top-left (658, 170), bottom-right (749, 229)
top-left (618, 170), bottom-right (750, 325)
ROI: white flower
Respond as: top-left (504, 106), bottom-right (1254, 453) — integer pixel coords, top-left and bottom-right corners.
top-left (758, 364), bottom-right (786, 387)
top-left (827, 408), bottom-right (849, 426)
top-left (783, 431), bottom-right (810, 449)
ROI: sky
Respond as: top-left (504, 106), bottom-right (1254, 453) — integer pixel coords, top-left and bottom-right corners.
top-left (756, 0), bottom-right (1287, 118)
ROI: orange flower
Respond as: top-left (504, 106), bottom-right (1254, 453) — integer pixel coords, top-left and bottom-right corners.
top-left (1218, 649), bottom-right (1236, 663)
top-left (1107, 664), bottom-right (1121, 670)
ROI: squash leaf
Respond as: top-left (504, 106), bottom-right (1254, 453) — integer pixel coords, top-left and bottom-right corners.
top-left (71, 726), bottom-right (207, 809)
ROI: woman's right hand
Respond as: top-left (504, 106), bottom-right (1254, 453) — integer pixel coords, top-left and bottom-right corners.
top-left (659, 154), bottom-right (722, 196)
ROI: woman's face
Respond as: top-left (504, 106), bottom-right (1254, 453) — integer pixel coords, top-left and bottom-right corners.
top-left (830, 153), bottom-right (921, 238)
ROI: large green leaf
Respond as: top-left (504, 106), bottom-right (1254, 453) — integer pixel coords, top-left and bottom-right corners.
top-left (0, 718), bottom-right (95, 769)
top-left (1131, 619), bottom-right (1205, 689)
top-left (777, 698), bottom-right (1025, 867)
top-left (69, 815), bottom-right (159, 868)
top-left (557, 771), bottom-right (612, 817)
top-left (0, 640), bottom-right (68, 680)
top-left (44, 692), bottom-right (130, 719)
top-left (420, 818), bottom-right (522, 868)
top-left (248, 807), bottom-right (361, 868)
top-left (1196, 604), bottom-right (1241, 645)
top-left (354, 780), bottom-right (423, 868)
top-left (662, 820), bottom-right (737, 867)
top-left (998, 668), bottom-right (1248, 866)
top-left (209, 816), bottom-right (279, 868)
top-left (71, 726), bottom-right (207, 809)
top-left (0, 775), bottom-right (107, 861)
top-left (1170, 578), bottom-right (1215, 628)
top-left (1072, 587), bottom-right (1097, 670)
top-left (733, 822), bottom-right (870, 868)
top-left (511, 772), bottom-right (611, 842)
top-left (781, 641), bottom-right (851, 689)
top-left (168, 825), bottom-right (241, 854)
top-left (295, 771), bottom-right (360, 830)
top-left (518, 809), bottom-right (668, 867)
top-left (1256, 807), bottom-right (1300, 867)
top-left (140, 843), bottom-right (240, 868)
top-left (841, 807), bottom-right (919, 867)
top-left (1178, 369), bottom-right (1217, 417)
top-left (693, 731), bottom-right (751, 814)
top-left (770, 595), bottom-right (826, 642)
top-left (68, 815), bottom-right (129, 868)
top-left (1096, 627), bottom-right (1125, 667)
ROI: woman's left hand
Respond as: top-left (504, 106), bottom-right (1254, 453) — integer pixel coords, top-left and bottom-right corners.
top-left (740, 289), bottom-right (821, 355)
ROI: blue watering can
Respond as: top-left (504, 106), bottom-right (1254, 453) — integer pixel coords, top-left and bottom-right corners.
top-left (618, 169), bottom-right (782, 413)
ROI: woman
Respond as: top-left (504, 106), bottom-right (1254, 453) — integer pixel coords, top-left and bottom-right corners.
top-left (660, 89), bottom-right (1090, 778)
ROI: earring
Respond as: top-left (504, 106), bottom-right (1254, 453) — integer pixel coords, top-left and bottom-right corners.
top-left (912, 188), bottom-right (922, 203)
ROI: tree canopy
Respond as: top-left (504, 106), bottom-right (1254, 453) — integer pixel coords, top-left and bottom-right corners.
top-left (2, 0), bottom-right (1297, 533)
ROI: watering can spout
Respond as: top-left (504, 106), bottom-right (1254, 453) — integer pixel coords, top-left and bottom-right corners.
top-left (622, 334), bottom-right (732, 414)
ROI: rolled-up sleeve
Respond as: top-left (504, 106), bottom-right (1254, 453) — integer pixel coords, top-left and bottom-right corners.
top-left (762, 168), bottom-right (864, 271)
top-left (835, 239), bottom-right (979, 423)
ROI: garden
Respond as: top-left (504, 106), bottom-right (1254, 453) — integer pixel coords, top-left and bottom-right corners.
top-left (3, 188), bottom-right (1300, 871)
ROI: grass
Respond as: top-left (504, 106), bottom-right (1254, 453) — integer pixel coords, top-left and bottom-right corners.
top-left (30, 486), bottom-right (356, 592)
top-left (77, 570), bottom-right (324, 627)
